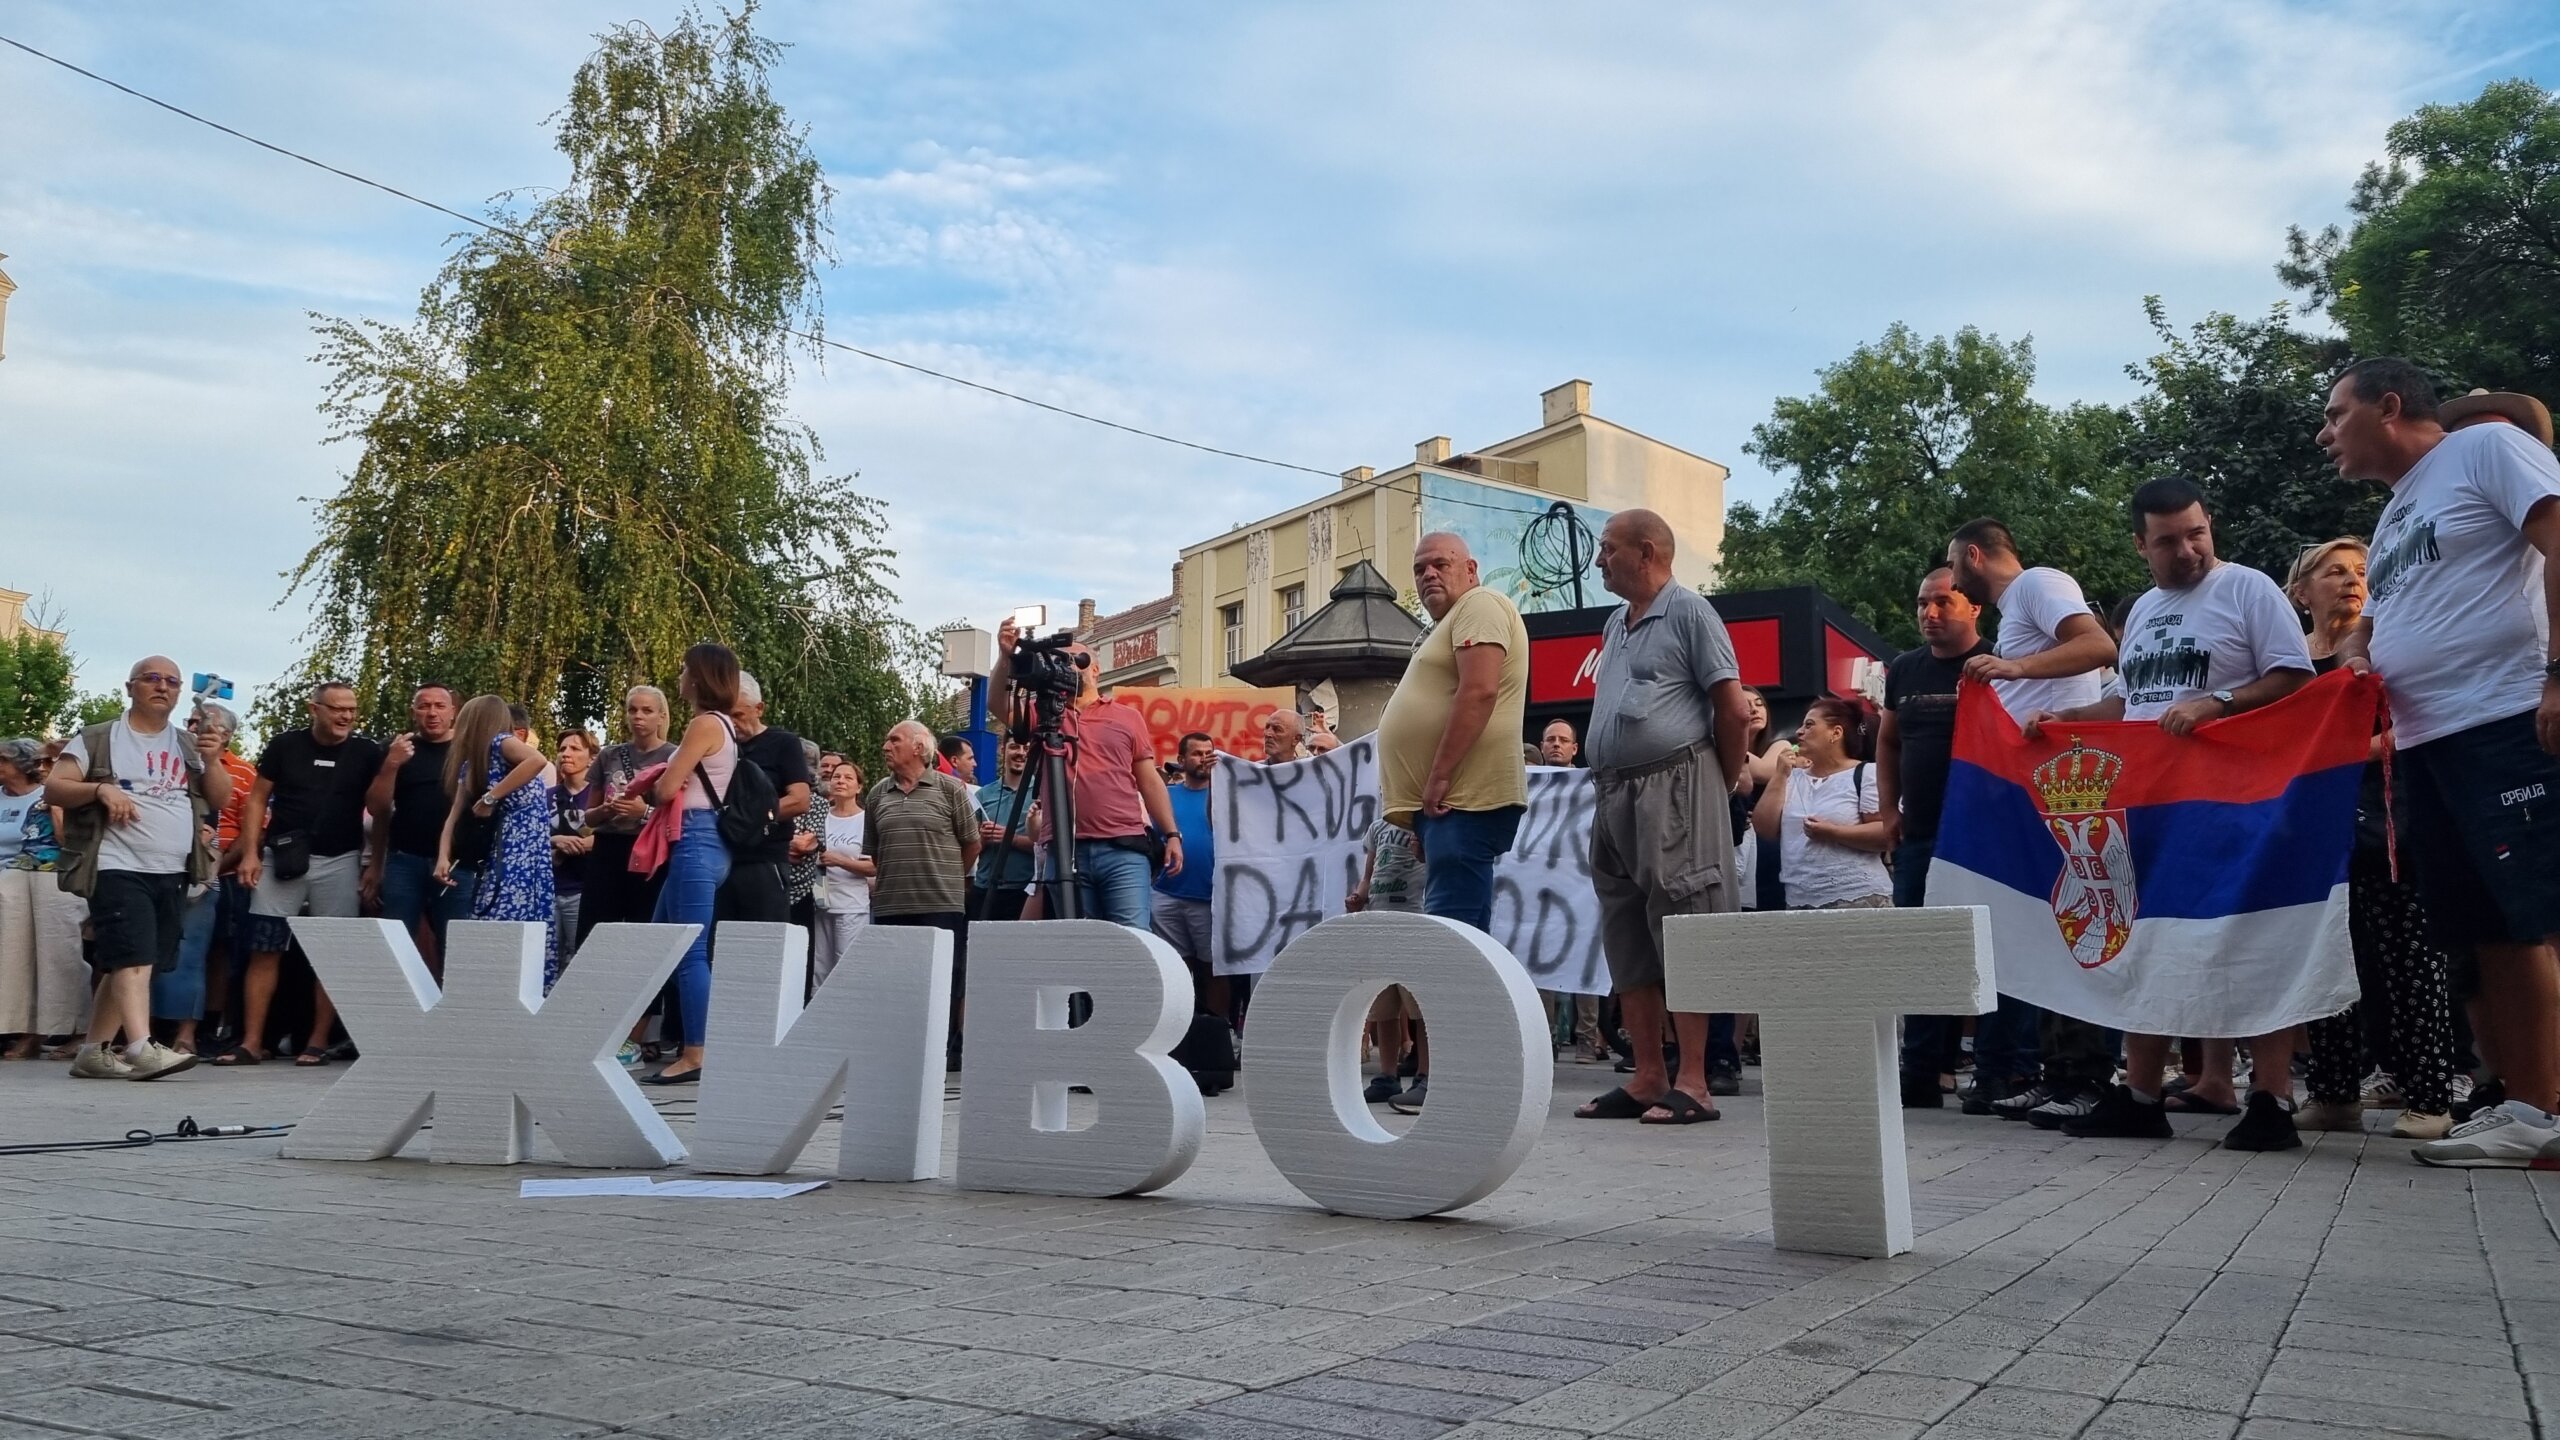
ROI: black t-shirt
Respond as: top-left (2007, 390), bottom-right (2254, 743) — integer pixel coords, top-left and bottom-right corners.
top-left (387, 737), bottom-right (454, 859)
top-left (256, 729), bottom-right (386, 858)
top-left (1884, 638), bottom-right (1996, 844)
top-left (736, 725), bottom-right (814, 862)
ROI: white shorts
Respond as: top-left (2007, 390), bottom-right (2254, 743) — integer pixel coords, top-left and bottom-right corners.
top-left (250, 849), bottom-right (364, 921)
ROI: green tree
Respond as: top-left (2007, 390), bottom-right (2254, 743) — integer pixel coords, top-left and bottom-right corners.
top-left (1723, 324), bottom-right (2143, 649)
top-left (2281, 79), bottom-right (2560, 400)
top-left (0, 630), bottom-right (75, 739)
top-left (2119, 299), bottom-right (2369, 582)
top-left (286, 4), bottom-right (927, 759)
top-left (63, 691), bottom-right (125, 732)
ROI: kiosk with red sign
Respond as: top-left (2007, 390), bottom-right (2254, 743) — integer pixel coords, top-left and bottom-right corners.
top-left (1524, 585), bottom-right (1895, 743)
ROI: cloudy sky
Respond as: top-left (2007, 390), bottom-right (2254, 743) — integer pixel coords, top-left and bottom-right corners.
top-left (3, 2), bottom-right (2554, 706)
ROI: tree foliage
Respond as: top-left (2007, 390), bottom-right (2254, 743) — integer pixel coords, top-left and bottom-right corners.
top-left (2119, 299), bottom-right (2371, 582)
top-left (2281, 78), bottom-right (2560, 401)
top-left (286, 4), bottom-right (936, 756)
top-left (0, 630), bottom-right (75, 739)
top-left (1722, 325), bottom-right (2144, 649)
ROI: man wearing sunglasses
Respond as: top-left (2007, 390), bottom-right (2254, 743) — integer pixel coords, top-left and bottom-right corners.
top-left (46, 657), bottom-right (230, 1080)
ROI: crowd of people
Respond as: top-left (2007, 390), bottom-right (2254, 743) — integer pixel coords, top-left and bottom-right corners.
top-left (3, 358), bottom-right (2553, 1173)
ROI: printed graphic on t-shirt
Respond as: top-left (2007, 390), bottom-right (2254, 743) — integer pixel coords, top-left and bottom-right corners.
top-left (2367, 507), bottom-right (2440, 605)
top-left (2119, 616), bottom-right (2211, 710)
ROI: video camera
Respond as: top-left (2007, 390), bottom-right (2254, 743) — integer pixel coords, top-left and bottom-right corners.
top-left (1009, 629), bottom-right (1089, 735)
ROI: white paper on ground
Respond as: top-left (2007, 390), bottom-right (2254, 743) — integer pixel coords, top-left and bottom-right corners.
top-left (517, 1177), bottom-right (829, 1199)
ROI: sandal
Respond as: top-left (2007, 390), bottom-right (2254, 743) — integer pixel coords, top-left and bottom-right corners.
top-left (293, 1047), bottom-right (332, 1068)
top-left (1639, 1090), bottom-right (1721, 1125)
top-left (1575, 1087), bottom-right (1651, 1120)
top-left (210, 1048), bottom-right (264, 1066)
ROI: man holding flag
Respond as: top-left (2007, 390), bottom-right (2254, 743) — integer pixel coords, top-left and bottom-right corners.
top-left (2320, 359), bottom-right (2560, 1170)
top-left (2016, 477), bottom-right (2317, 1150)
top-left (1947, 518), bottom-right (2121, 1127)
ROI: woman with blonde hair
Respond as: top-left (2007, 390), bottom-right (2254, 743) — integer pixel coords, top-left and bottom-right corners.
top-left (2287, 538), bottom-right (2461, 1139)
top-left (436, 696), bottom-right (558, 988)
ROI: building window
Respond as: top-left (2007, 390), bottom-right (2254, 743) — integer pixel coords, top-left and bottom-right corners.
top-left (1280, 584), bottom-right (1305, 634)
top-left (1222, 603), bottom-right (1244, 671)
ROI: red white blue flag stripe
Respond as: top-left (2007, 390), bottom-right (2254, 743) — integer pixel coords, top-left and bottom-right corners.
top-left (1925, 670), bottom-right (2382, 1037)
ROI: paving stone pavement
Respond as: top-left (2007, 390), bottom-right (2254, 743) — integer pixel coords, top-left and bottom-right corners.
top-left (2, 1059), bottom-right (2556, 1439)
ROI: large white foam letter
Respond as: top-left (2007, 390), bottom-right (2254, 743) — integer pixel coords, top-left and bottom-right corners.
top-left (1244, 913), bottom-right (1549, 1218)
top-left (1664, 906), bottom-right (1992, 1257)
top-left (282, 919), bottom-right (694, 1167)
top-left (955, 920), bottom-right (1203, 1197)
top-left (691, 921), bottom-right (951, 1181)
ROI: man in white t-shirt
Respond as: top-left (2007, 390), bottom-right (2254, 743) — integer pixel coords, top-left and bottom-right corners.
top-left (2017, 478), bottom-right (2317, 1151)
top-left (2319, 359), bottom-right (2560, 1171)
top-left (43, 656), bottom-right (232, 1080)
top-left (1948, 518), bottom-right (2118, 722)
top-left (1945, 517), bottom-right (2121, 1124)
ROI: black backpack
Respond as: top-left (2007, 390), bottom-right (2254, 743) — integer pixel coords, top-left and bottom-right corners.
top-left (698, 719), bottom-right (779, 854)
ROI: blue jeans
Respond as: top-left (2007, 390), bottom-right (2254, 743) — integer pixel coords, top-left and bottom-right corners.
top-left (1416, 805), bottom-right (1525, 934)
top-left (380, 851), bottom-right (475, 957)
top-left (1707, 1011), bottom-right (1740, 1074)
top-left (1075, 840), bottom-right (1154, 929)
top-left (651, 822), bottom-right (730, 1048)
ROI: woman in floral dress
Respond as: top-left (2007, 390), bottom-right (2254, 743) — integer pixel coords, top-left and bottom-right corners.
top-left (436, 695), bottom-right (558, 988)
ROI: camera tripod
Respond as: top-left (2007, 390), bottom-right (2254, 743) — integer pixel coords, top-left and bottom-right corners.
top-left (972, 667), bottom-right (1085, 924)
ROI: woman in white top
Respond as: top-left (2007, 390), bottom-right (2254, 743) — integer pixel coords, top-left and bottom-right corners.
top-left (814, 759), bottom-right (877, 984)
top-left (641, 643), bottom-right (742, 1085)
top-left (1752, 695), bottom-right (1891, 910)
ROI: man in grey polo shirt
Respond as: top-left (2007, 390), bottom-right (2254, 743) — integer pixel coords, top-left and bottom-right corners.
top-left (1573, 510), bottom-right (1752, 1127)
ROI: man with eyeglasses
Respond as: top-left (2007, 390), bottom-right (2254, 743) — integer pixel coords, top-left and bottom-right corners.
top-left (46, 657), bottom-right (231, 1080)
top-left (223, 679), bottom-right (385, 1066)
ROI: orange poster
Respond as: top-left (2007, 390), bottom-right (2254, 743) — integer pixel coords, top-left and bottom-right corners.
top-left (1109, 686), bottom-right (1296, 765)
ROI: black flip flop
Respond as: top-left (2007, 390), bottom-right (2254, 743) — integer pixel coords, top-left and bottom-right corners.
top-left (2162, 1092), bottom-right (2241, 1115)
top-left (293, 1047), bottom-right (332, 1068)
top-left (1638, 1090), bottom-right (1721, 1125)
top-left (209, 1049), bottom-right (263, 1067)
top-left (640, 1067), bottom-right (700, 1086)
top-left (1576, 1087), bottom-right (1651, 1120)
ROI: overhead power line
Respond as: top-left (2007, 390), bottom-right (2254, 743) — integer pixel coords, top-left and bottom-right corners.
top-left (0, 31), bottom-right (1571, 519)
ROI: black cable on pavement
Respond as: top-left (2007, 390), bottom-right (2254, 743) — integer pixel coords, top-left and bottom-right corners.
top-left (0, 1115), bottom-right (297, 1158)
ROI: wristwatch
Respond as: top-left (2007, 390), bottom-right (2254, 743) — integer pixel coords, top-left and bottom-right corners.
top-left (2544, 657), bottom-right (2560, 681)
top-left (2211, 690), bottom-right (2236, 712)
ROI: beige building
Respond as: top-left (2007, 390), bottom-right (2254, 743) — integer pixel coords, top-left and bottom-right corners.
top-left (1173, 379), bottom-right (1727, 688)
top-left (0, 589), bottom-right (63, 644)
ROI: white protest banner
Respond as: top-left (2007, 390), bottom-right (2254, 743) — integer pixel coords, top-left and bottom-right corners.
top-left (1489, 767), bottom-right (1606, 995)
top-left (1213, 742), bottom-right (1610, 995)
top-left (1212, 737), bottom-right (1376, 976)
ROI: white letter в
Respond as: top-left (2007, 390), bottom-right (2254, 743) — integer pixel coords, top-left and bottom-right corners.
top-left (956, 920), bottom-right (1203, 1197)
top-left (1244, 912), bottom-right (1550, 1219)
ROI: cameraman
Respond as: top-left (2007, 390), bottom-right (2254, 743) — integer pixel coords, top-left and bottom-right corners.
top-left (992, 621), bottom-right (1182, 927)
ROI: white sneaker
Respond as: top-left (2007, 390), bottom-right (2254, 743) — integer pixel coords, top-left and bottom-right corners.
top-left (2359, 1070), bottom-right (2403, 1109)
top-left (67, 1045), bottom-right (135, 1079)
top-left (123, 1040), bottom-right (199, 1081)
top-left (2412, 1101), bottom-right (2560, 1169)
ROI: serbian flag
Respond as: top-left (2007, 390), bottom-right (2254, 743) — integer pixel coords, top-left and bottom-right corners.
top-left (1925, 670), bottom-right (2382, 1037)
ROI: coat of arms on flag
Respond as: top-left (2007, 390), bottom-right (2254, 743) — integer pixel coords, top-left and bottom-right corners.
top-left (2034, 741), bottom-right (2135, 970)
top-left (1927, 671), bottom-right (2383, 1037)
